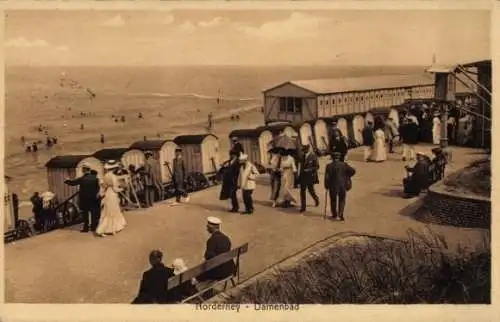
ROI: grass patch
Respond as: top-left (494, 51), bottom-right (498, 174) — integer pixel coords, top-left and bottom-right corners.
top-left (228, 229), bottom-right (490, 304)
top-left (444, 158), bottom-right (491, 198)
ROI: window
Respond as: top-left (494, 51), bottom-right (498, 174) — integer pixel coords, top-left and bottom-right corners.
top-left (279, 97), bottom-right (302, 113)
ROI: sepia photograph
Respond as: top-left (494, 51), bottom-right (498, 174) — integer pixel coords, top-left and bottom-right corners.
top-left (2, 6), bottom-right (492, 310)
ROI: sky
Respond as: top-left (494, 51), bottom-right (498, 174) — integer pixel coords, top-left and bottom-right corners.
top-left (4, 9), bottom-right (491, 66)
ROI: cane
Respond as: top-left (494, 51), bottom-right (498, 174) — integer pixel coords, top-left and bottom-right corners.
top-left (323, 189), bottom-right (328, 220)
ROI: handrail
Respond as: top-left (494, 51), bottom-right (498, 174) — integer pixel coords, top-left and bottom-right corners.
top-left (53, 190), bottom-right (79, 213)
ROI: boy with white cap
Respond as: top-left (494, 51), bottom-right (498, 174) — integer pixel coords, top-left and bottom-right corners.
top-left (237, 153), bottom-right (259, 215)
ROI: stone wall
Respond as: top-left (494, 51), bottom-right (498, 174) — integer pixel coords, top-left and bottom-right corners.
top-left (425, 182), bottom-right (490, 229)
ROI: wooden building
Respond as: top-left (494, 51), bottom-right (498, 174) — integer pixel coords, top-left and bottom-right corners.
top-left (93, 148), bottom-right (146, 169)
top-left (262, 73), bottom-right (435, 124)
top-left (129, 140), bottom-right (178, 184)
top-left (45, 155), bottom-right (104, 204)
top-left (228, 128), bottom-right (274, 166)
top-left (173, 134), bottom-right (220, 175)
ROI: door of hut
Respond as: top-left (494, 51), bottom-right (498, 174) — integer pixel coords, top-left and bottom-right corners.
top-left (201, 135), bottom-right (220, 174)
top-left (353, 115), bottom-right (365, 144)
top-left (159, 141), bottom-right (177, 183)
top-left (299, 123), bottom-right (313, 147)
top-left (258, 130), bottom-right (273, 166)
top-left (249, 139), bottom-right (260, 165)
top-left (337, 118), bottom-right (348, 138)
top-left (314, 119), bottom-right (329, 151)
top-left (48, 167), bottom-right (77, 204)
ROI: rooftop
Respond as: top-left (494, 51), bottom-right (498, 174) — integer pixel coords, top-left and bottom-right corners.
top-left (263, 73), bottom-right (435, 95)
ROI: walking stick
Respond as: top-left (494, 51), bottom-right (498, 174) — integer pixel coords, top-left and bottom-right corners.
top-left (323, 189), bottom-right (328, 220)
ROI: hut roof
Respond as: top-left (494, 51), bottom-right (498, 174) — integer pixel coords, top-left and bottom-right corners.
top-left (93, 148), bottom-right (130, 162)
top-left (45, 155), bottom-right (90, 169)
top-left (263, 73), bottom-right (435, 95)
top-left (229, 128), bottom-right (266, 139)
top-left (129, 140), bottom-right (174, 151)
top-left (174, 134), bottom-right (218, 145)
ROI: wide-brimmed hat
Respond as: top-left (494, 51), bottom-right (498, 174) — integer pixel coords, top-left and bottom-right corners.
top-left (104, 160), bottom-right (120, 170)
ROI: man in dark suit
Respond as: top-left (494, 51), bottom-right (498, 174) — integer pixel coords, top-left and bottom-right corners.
top-left (298, 144), bottom-right (320, 213)
top-left (197, 217), bottom-right (236, 282)
top-left (229, 137), bottom-right (244, 157)
top-left (329, 128), bottom-right (349, 162)
top-left (324, 152), bottom-right (356, 221)
top-left (172, 148), bottom-right (189, 204)
top-left (64, 163), bottom-right (101, 232)
top-left (143, 151), bottom-right (160, 207)
top-left (132, 250), bottom-right (175, 304)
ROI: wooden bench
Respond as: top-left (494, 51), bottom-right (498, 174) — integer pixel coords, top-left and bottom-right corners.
top-left (166, 243), bottom-right (249, 303)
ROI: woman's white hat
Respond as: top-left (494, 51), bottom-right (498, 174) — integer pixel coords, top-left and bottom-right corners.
top-left (104, 160), bottom-right (120, 170)
top-left (172, 258), bottom-right (188, 275)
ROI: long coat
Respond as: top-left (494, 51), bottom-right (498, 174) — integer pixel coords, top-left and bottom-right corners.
top-left (298, 152), bottom-right (319, 185)
top-left (65, 172), bottom-right (100, 210)
top-left (405, 123), bottom-right (420, 145)
top-left (219, 158), bottom-right (240, 200)
top-left (172, 157), bottom-right (187, 190)
top-left (143, 158), bottom-right (160, 187)
top-left (324, 160), bottom-right (356, 192)
top-left (362, 126), bottom-right (375, 146)
top-left (329, 137), bottom-right (348, 158)
top-left (132, 263), bottom-right (175, 304)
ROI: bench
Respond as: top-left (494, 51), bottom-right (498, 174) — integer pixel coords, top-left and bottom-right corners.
top-left (166, 243), bottom-right (249, 303)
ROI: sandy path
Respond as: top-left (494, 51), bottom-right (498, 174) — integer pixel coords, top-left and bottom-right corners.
top-left (4, 145), bottom-right (488, 303)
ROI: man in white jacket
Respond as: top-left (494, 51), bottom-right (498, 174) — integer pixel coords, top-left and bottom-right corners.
top-left (237, 154), bottom-right (260, 215)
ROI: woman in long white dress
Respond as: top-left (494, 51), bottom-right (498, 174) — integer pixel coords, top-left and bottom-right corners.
top-left (96, 160), bottom-right (127, 237)
top-left (432, 113), bottom-right (441, 145)
top-left (276, 150), bottom-right (298, 207)
top-left (371, 127), bottom-right (387, 162)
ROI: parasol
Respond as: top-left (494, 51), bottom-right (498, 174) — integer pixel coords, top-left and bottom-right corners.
top-left (268, 134), bottom-right (299, 151)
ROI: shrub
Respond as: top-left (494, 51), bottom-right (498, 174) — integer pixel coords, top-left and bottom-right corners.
top-left (228, 229), bottom-right (490, 304)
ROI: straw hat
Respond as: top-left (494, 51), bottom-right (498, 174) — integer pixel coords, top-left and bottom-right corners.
top-left (104, 160), bottom-right (120, 170)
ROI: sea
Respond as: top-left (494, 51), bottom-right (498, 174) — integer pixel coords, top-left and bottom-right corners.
top-left (4, 64), bottom-right (423, 205)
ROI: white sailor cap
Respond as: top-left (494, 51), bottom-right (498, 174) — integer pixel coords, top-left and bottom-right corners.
top-left (207, 216), bottom-right (222, 226)
top-left (416, 151), bottom-right (427, 156)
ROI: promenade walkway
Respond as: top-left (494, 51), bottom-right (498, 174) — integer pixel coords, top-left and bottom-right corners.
top-left (4, 144), bottom-right (489, 303)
